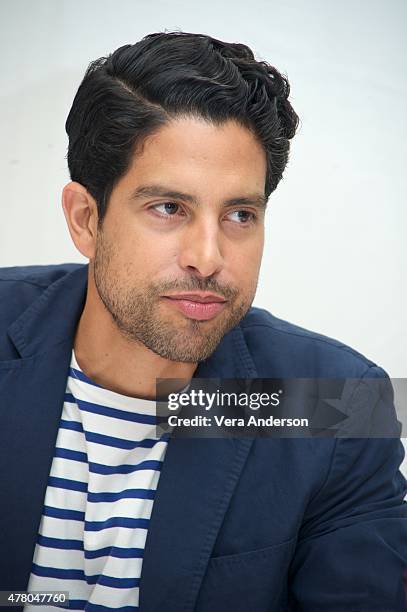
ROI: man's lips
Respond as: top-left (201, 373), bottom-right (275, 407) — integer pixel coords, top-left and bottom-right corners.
top-left (162, 292), bottom-right (226, 303)
top-left (161, 292), bottom-right (228, 321)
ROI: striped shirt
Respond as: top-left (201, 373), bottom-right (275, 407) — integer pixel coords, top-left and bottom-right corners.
top-left (25, 350), bottom-right (170, 611)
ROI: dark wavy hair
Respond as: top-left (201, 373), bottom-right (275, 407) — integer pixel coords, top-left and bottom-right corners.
top-left (66, 31), bottom-right (299, 225)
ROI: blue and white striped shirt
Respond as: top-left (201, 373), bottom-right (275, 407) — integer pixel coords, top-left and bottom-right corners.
top-left (25, 350), bottom-right (170, 610)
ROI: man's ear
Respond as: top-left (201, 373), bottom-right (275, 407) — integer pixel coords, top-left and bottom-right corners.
top-left (62, 181), bottom-right (99, 259)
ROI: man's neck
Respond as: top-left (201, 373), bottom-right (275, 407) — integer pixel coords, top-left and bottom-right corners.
top-left (73, 284), bottom-right (197, 400)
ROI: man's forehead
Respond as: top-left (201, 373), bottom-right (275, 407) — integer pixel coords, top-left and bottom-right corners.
top-left (111, 117), bottom-right (268, 208)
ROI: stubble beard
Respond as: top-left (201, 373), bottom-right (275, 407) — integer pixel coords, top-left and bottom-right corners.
top-left (93, 231), bottom-right (255, 363)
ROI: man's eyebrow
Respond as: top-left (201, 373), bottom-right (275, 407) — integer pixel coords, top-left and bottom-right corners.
top-left (129, 185), bottom-right (268, 210)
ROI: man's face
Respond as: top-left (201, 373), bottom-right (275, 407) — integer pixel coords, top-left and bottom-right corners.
top-left (93, 116), bottom-right (267, 363)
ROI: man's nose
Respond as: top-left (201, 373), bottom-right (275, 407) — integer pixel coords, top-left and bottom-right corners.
top-left (178, 219), bottom-right (224, 278)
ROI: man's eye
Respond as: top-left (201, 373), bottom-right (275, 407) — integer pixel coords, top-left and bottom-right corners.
top-left (227, 210), bottom-right (257, 224)
top-left (152, 202), bottom-right (182, 216)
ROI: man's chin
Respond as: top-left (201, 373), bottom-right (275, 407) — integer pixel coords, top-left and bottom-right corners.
top-left (138, 321), bottom-right (228, 363)
top-left (160, 334), bottom-right (223, 363)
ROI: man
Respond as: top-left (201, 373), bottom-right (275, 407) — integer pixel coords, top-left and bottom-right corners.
top-left (0, 31), bottom-right (406, 611)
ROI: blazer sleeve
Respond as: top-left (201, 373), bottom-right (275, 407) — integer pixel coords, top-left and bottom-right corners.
top-left (288, 365), bottom-right (407, 611)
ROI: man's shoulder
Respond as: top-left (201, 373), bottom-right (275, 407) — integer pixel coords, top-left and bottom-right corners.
top-left (0, 262), bottom-right (85, 325)
top-left (0, 262), bottom-right (84, 287)
top-left (240, 306), bottom-right (381, 377)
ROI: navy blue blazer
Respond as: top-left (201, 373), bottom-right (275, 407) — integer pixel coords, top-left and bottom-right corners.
top-left (0, 263), bottom-right (406, 611)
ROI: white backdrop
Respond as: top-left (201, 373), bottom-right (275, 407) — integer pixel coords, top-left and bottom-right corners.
top-left (1, 0), bottom-right (406, 469)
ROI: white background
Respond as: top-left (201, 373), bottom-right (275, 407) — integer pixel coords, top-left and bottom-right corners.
top-left (0, 0), bottom-right (406, 469)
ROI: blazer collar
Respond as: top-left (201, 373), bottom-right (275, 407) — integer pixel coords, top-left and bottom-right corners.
top-left (7, 264), bottom-right (88, 359)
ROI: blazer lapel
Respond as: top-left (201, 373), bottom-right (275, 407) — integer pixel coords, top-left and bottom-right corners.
top-left (0, 265), bottom-right (87, 589)
top-left (139, 327), bottom-right (258, 612)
